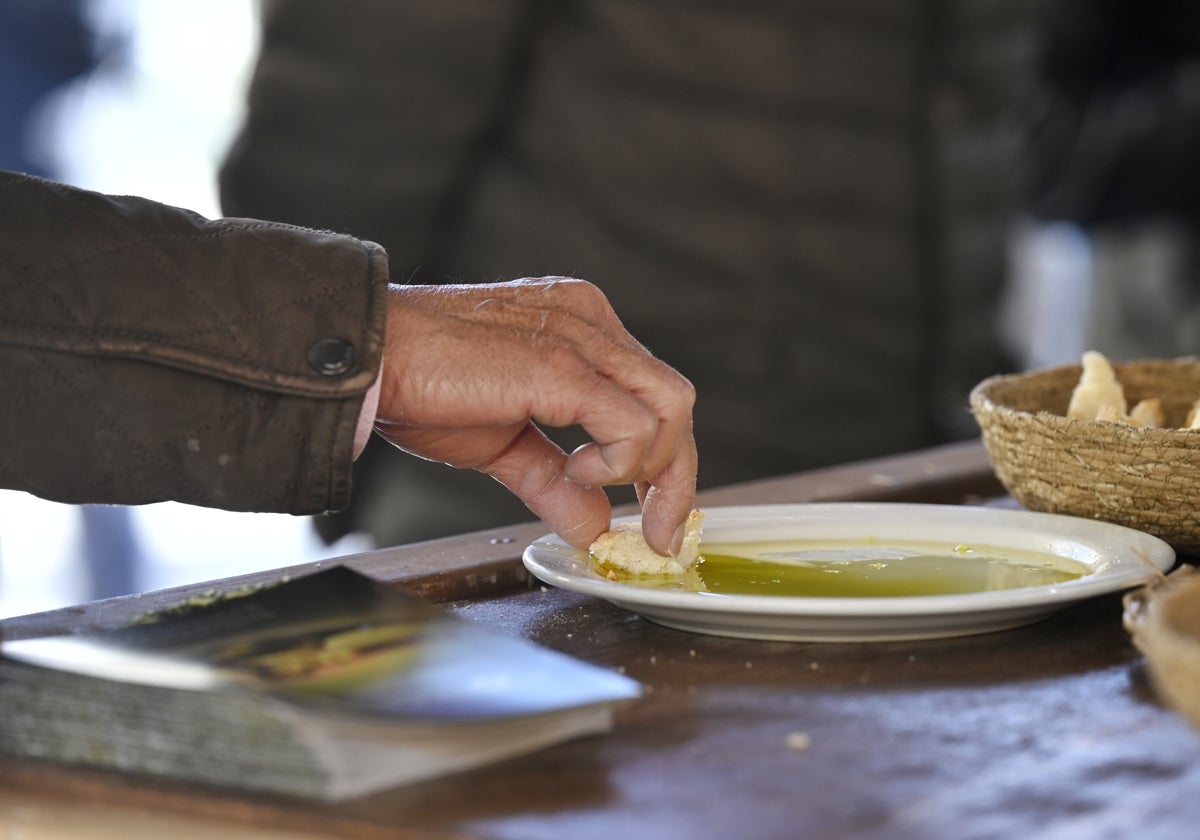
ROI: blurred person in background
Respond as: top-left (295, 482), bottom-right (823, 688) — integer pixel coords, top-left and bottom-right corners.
top-left (0, 0), bottom-right (95, 178)
top-left (1026, 0), bottom-right (1200, 361)
top-left (221, 0), bottom-right (1040, 548)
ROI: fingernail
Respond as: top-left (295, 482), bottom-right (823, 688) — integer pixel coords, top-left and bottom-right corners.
top-left (669, 523), bottom-right (687, 556)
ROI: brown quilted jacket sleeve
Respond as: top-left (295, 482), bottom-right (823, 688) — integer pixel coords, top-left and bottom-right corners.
top-left (0, 171), bottom-right (388, 514)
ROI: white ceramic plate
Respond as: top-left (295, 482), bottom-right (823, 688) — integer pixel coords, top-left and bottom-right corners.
top-left (521, 503), bottom-right (1176, 642)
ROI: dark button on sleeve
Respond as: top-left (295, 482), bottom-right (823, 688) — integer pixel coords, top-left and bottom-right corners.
top-left (307, 337), bottom-right (357, 376)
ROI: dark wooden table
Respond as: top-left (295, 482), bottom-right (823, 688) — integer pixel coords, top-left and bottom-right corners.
top-left (2, 440), bottom-right (1198, 839)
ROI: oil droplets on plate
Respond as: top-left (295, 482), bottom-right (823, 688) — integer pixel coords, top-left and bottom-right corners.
top-left (628, 540), bottom-right (1091, 599)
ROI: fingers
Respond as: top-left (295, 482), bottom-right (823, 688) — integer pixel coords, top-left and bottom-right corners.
top-left (534, 322), bottom-right (694, 489)
top-left (556, 354), bottom-right (695, 556)
top-left (637, 422), bottom-right (699, 556)
top-left (563, 371), bottom-right (695, 486)
top-left (481, 422), bottom-right (613, 551)
top-left (481, 419), bottom-right (696, 558)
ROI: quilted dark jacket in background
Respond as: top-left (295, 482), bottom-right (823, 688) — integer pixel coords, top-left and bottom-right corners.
top-left (1022, 0), bottom-right (1200, 363)
top-left (1026, 0), bottom-right (1200, 226)
top-left (0, 171), bottom-right (387, 514)
top-left (221, 0), bottom-right (1041, 546)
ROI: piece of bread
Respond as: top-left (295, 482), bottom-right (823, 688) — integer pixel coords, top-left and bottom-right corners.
top-left (589, 509), bottom-right (705, 577)
top-left (1129, 398), bottom-right (1165, 428)
top-left (1067, 350), bottom-right (1127, 421)
top-left (1187, 399), bottom-right (1200, 430)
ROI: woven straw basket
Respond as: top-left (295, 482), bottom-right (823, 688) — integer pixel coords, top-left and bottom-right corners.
top-left (970, 357), bottom-right (1200, 553)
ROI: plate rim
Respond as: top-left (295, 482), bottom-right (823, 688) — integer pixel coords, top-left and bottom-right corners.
top-left (521, 502), bottom-right (1176, 619)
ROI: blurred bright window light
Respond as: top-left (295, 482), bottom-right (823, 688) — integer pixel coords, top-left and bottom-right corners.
top-left (31, 0), bottom-right (260, 217)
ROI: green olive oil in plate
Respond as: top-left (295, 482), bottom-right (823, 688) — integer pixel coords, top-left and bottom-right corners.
top-left (621, 541), bottom-right (1091, 597)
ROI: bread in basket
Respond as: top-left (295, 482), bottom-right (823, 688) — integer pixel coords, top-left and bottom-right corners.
top-left (970, 356), bottom-right (1200, 552)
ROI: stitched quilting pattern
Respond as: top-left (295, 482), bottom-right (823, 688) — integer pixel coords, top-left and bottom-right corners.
top-left (0, 172), bottom-right (385, 512)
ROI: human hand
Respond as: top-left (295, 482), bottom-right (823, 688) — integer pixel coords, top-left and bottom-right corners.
top-left (372, 278), bottom-right (698, 555)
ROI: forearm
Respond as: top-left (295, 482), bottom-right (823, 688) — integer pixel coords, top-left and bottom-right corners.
top-left (0, 171), bottom-right (388, 513)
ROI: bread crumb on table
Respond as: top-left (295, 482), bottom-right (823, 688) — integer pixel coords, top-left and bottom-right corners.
top-left (786, 732), bottom-right (812, 751)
